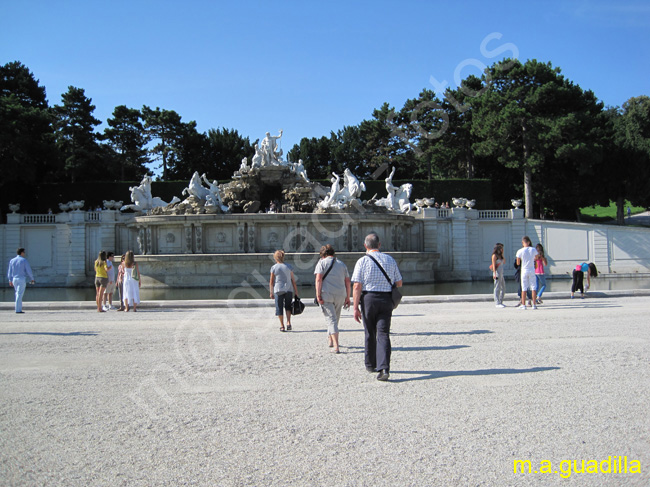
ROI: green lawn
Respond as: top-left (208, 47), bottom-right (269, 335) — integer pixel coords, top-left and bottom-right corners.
top-left (580, 201), bottom-right (645, 220)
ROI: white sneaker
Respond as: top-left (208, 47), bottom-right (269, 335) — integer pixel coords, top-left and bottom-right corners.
top-left (102, 305), bottom-right (108, 311)
top-left (108, 305), bottom-right (117, 310)
top-left (532, 305), bottom-right (538, 310)
top-left (496, 304), bottom-right (506, 308)
top-left (518, 304), bottom-right (527, 310)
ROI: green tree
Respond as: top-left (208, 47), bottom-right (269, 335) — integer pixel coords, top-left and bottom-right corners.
top-left (471, 59), bottom-right (605, 218)
top-left (0, 61), bottom-right (56, 189)
top-left (203, 127), bottom-right (254, 180)
top-left (359, 103), bottom-right (410, 178)
top-left (608, 96), bottom-right (650, 224)
top-left (330, 125), bottom-right (364, 177)
top-left (288, 136), bottom-right (334, 180)
top-left (104, 105), bottom-right (150, 181)
top-left (54, 86), bottom-right (103, 182)
top-left (141, 106), bottom-right (187, 180)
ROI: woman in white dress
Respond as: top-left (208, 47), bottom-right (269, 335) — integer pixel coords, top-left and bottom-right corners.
top-left (122, 250), bottom-right (141, 312)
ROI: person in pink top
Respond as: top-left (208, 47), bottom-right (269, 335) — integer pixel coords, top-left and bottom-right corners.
top-left (535, 244), bottom-right (548, 304)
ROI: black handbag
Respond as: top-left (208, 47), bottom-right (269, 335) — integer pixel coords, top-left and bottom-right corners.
top-left (366, 254), bottom-right (402, 309)
top-left (314, 257), bottom-right (336, 305)
top-left (292, 295), bottom-right (305, 315)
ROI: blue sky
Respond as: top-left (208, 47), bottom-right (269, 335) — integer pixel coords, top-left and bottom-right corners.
top-left (2, 0), bottom-right (649, 163)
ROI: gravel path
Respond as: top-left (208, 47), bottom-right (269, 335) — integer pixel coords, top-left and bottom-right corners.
top-left (1, 295), bottom-right (649, 486)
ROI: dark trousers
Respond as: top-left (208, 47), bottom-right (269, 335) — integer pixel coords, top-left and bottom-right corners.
top-left (361, 293), bottom-right (393, 371)
top-left (571, 270), bottom-right (584, 294)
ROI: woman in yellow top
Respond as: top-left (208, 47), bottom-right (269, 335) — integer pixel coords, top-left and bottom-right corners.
top-left (94, 250), bottom-right (108, 312)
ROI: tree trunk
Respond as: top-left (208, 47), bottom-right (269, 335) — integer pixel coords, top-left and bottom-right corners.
top-left (521, 122), bottom-right (533, 219)
top-left (466, 153), bottom-right (474, 179)
top-left (523, 167), bottom-right (533, 219)
top-left (616, 196), bottom-right (625, 225)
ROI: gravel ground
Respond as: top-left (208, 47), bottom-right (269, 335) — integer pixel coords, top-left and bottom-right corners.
top-left (1, 294), bottom-right (649, 487)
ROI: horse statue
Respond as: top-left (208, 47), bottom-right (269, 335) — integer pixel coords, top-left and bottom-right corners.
top-left (394, 183), bottom-right (414, 213)
top-left (340, 168), bottom-right (365, 202)
top-left (182, 172), bottom-right (212, 200)
top-left (120, 176), bottom-right (179, 212)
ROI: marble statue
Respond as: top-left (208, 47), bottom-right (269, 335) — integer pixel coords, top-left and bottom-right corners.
top-left (373, 167), bottom-right (413, 213)
top-left (182, 172), bottom-right (212, 200)
top-left (120, 175), bottom-right (179, 212)
top-left (318, 173), bottom-right (342, 209)
top-left (239, 157), bottom-right (249, 174)
top-left (384, 166), bottom-right (397, 210)
top-left (260, 130), bottom-right (284, 166)
top-left (395, 183), bottom-right (414, 213)
top-left (290, 159), bottom-right (310, 183)
top-left (201, 174), bottom-right (229, 212)
top-left (317, 168), bottom-right (367, 209)
top-left (251, 144), bottom-right (263, 168)
top-left (341, 168), bottom-right (366, 201)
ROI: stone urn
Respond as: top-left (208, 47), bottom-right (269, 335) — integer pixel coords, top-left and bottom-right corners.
top-left (71, 200), bottom-right (85, 211)
top-left (8, 203), bottom-right (20, 213)
top-left (511, 199), bottom-right (522, 209)
top-left (103, 200), bottom-right (115, 209)
top-left (452, 197), bottom-right (467, 208)
top-left (423, 198), bottom-right (435, 208)
top-left (465, 199), bottom-right (476, 209)
top-left (58, 202), bottom-right (70, 212)
top-left (114, 200), bottom-right (123, 209)
top-left (414, 199), bottom-right (426, 208)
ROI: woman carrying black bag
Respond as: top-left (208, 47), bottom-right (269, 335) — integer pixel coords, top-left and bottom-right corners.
top-left (314, 245), bottom-right (351, 354)
top-left (270, 250), bottom-right (299, 332)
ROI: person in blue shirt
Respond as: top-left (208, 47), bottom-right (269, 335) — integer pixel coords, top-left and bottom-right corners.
top-left (571, 262), bottom-right (598, 298)
top-left (7, 248), bottom-right (35, 313)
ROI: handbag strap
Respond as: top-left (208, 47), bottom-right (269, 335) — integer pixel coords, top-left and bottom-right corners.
top-left (366, 254), bottom-right (393, 286)
top-left (321, 257), bottom-right (336, 282)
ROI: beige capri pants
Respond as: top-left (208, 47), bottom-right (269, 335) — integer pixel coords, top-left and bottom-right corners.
top-left (320, 294), bottom-right (347, 335)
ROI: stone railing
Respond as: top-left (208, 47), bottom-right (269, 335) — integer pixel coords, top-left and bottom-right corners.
top-left (478, 210), bottom-right (511, 219)
top-left (418, 207), bottom-right (523, 220)
top-left (21, 214), bottom-right (56, 224)
top-left (85, 211), bottom-right (102, 222)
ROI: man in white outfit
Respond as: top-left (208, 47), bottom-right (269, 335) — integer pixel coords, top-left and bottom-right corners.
top-left (516, 236), bottom-right (538, 310)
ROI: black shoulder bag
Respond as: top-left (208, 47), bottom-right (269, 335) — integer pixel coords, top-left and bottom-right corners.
top-left (366, 254), bottom-right (402, 310)
top-left (314, 257), bottom-right (336, 305)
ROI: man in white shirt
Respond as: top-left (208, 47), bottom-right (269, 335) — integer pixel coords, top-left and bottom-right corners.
top-left (516, 236), bottom-right (538, 309)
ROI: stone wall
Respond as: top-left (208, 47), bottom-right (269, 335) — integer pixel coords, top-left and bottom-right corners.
top-left (2, 208), bottom-right (650, 288)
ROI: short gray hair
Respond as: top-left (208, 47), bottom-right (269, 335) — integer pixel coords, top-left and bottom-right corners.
top-left (364, 232), bottom-right (380, 250)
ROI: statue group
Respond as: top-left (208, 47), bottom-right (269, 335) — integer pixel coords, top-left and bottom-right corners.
top-left (120, 131), bottom-right (416, 215)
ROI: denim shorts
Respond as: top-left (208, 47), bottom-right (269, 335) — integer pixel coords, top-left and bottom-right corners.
top-left (274, 292), bottom-right (293, 316)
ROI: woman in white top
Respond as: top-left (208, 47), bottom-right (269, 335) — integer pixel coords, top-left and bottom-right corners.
top-left (122, 250), bottom-right (141, 312)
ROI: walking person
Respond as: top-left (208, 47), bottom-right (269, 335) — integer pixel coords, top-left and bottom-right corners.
top-left (351, 233), bottom-right (403, 382)
top-left (535, 244), bottom-right (548, 304)
top-left (571, 262), bottom-right (598, 298)
top-left (269, 250), bottom-right (298, 332)
top-left (122, 250), bottom-right (141, 312)
top-left (516, 236), bottom-right (538, 310)
top-left (94, 250), bottom-right (109, 313)
top-left (314, 244), bottom-right (351, 353)
top-left (7, 248), bottom-right (35, 314)
top-left (491, 243), bottom-right (506, 308)
top-left (103, 252), bottom-right (117, 311)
